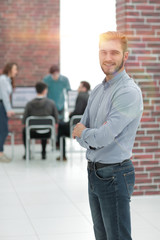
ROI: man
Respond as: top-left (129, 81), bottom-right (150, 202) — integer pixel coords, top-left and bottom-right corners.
top-left (72, 31), bottom-right (143, 240)
top-left (22, 82), bottom-right (58, 160)
top-left (43, 65), bottom-right (71, 121)
top-left (57, 81), bottom-right (90, 161)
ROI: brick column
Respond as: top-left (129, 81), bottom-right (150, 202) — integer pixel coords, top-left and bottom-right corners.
top-left (0, 0), bottom-right (60, 143)
top-left (116, 0), bottom-right (160, 195)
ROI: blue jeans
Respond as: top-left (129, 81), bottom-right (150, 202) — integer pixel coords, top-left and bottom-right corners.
top-left (88, 159), bottom-right (135, 240)
top-left (0, 102), bottom-right (8, 152)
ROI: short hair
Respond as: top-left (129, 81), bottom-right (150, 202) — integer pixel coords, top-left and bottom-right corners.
top-left (49, 65), bottom-right (60, 74)
top-left (35, 82), bottom-right (47, 94)
top-left (99, 31), bottom-right (128, 52)
top-left (81, 81), bottom-right (91, 92)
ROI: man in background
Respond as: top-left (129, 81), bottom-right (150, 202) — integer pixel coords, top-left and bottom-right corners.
top-left (57, 81), bottom-right (90, 161)
top-left (22, 82), bottom-right (58, 160)
top-left (43, 65), bottom-right (71, 121)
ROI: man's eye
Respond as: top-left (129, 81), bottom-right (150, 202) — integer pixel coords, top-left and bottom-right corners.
top-left (111, 51), bottom-right (119, 55)
top-left (100, 51), bottom-right (106, 55)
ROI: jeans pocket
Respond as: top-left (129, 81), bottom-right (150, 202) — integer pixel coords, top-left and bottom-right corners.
top-left (124, 170), bottom-right (135, 197)
top-left (95, 168), bottom-right (114, 181)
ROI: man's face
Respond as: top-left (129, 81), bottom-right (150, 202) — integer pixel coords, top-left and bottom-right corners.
top-left (99, 39), bottom-right (128, 79)
top-left (78, 83), bottom-right (86, 93)
top-left (52, 71), bottom-right (60, 80)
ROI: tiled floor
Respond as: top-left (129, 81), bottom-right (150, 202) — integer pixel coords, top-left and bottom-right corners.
top-left (0, 142), bottom-right (160, 240)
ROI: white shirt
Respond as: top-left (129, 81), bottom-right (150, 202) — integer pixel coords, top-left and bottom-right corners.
top-left (0, 74), bottom-right (12, 112)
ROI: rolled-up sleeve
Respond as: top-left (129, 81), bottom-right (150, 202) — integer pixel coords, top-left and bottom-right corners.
top-left (80, 87), bottom-right (143, 149)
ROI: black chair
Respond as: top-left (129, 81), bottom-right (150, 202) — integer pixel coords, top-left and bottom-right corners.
top-left (25, 116), bottom-right (56, 163)
top-left (60, 115), bottom-right (83, 160)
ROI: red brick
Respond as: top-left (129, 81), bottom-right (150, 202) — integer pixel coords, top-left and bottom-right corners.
top-left (150, 172), bottom-right (160, 177)
top-left (149, 0), bottom-right (160, 3)
top-left (133, 191), bottom-right (144, 196)
top-left (138, 56), bottom-right (157, 61)
top-left (132, 149), bottom-right (144, 153)
top-left (126, 11), bottom-right (140, 16)
top-left (151, 100), bottom-right (160, 104)
top-left (141, 117), bottom-right (155, 122)
top-left (140, 185), bottom-right (157, 190)
top-left (135, 179), bottom-right (152, 184)
top-left (146, 167), bottom-right (160, 171)
top-left (136, 5), bottom-right (154, 10)
top-left (133, 154), bottom-right (153, 159)
top-left (154, 179), bottom-right (160, 183)
top-left (145, 191), bottom-right (160, 195)
top-left (134, 167), bottom-right (145, 172)
top-left (147, 130), bottom-right (160, 135)
top-left (125, 17), bottom-right (144, 23)
top-left (154, 136), bottom-right (160, 140)
top-left (135, 173), bottom-right (148, 178)
top-left (140, 142), bottom-right (158, 147)
top-left (140, 160), bottom-right (159, 165)
top-left (145, 148), bottom-right (160, 153)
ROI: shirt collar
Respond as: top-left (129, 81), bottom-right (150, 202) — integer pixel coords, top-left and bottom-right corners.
top-left (102, 69), bottom-right (126, 88)
top-left (36, 95), bottom-right (45, 99)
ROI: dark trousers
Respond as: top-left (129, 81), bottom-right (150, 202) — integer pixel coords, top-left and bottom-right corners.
top-left (88, 159), bottom-right (135, 240)
top-left (0, 102), bottom-right (8, 152)
top-left (23, 128), bottom-right (51, 155)
top-left (57, 121), bottom-right (70, 157)
top-left (58, 108), bottom-right (64, 121)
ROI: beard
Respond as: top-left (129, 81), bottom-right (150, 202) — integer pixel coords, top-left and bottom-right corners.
top-left (101, 57), bottom-right (124, 77)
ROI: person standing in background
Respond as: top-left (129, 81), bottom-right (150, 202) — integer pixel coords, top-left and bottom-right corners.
top-left (43, 65), bottom-right (71, 121)
top-left (73, 31), bottom-right (143, 240)
top-left (0, 63), bottom-right (18, 162)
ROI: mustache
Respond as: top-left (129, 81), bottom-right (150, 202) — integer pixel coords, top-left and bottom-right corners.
top-left (103, 62), bottom-right (115, 65)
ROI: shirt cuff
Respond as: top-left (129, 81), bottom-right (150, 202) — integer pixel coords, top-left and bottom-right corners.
top-left (81, 128), bottom-right (88, 140)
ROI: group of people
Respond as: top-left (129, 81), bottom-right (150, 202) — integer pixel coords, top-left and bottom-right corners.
top-left (0, 63), bottom-right (90, 162)
top-left (0, 31), bottom-right (144, 240)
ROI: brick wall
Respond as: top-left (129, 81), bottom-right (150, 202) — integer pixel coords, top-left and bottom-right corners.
top-left (116, 0), bottom-right (160, 195)
top-left (0, 0), bottom-right (60, 144)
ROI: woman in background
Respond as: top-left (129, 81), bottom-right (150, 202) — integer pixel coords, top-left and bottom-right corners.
top-left (0, 63), bottom-right (18, 162)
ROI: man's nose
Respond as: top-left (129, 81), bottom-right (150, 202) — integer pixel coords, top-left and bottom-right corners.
top-left (104, 53), bottom-right (112, 61)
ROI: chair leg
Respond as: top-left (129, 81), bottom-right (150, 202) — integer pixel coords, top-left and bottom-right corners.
top-left (26, 139), bottom-right (30, 164)
top-left (31, 139), bottom-right (35, 158)
top-left (60, 136), bottom-right (63, 161)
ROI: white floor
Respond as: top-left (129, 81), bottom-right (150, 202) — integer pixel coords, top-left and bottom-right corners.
top-left (0, 142), bottom-right (160, 240)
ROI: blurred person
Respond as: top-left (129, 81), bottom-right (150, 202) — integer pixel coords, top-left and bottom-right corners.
top-left (57, 81), bottom-right (90, 161)
top-left (0, 62), bottom-right (18, 162)
top-left (73, 31), bottom-right (143, 240)
top-left (43, 65), bottom-right (71, 121)
top-left (22, 82), bottom-right (58, 160)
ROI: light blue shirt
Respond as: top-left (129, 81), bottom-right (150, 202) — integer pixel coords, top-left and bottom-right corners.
top-left (0, 74), bottom-right (12, 112)
top-left (77, 70), bottom-right (143, 164)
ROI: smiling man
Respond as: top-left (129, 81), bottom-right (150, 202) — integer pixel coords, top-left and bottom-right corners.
top-left (72, 31), bottom-right (143, 240)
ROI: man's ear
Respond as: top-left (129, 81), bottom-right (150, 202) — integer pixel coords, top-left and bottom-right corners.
top-left (124, 51), bottom-right (129, 62)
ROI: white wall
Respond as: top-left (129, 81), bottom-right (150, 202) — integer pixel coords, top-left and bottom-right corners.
top-left (60, 0), bottom-right (116, 90)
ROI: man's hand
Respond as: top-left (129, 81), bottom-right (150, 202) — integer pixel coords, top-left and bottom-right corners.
top-left (72, 123), bottom-right (86, 139)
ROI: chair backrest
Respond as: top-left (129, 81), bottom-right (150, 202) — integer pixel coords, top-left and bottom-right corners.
top-left (26, 116), bottom-right (55, 130)
top-left (70, 115), bottom-right (83, 138)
